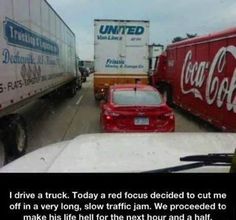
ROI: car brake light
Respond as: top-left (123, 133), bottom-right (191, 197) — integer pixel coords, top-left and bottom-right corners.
top-left (104, 110), bottom-right (120, 120)
top-left (106, 115), bottom-right (112, 120)
top-left (164, 112), bottom-right (174, 120)
top-left (159, 112), bottom-right (174, 120)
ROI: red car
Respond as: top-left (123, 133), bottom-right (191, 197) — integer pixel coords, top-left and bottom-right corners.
top-left (100, 84), bottom-right (175, 132)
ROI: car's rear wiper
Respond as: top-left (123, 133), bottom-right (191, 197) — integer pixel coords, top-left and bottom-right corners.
top-left (143, 152), bottom-right (235, 173)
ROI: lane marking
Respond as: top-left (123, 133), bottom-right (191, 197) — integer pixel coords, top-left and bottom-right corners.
top-left (76, 95), bottom-right (84, 105)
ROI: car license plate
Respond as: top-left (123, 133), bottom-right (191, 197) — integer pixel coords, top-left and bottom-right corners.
top-left (134, 117), bottom-right (149, 125)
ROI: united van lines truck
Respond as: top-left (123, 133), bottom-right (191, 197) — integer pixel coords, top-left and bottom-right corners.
top-left (94, 19), bottom-right (149, 99)
top-left (0, 0), bottom-right (79, 163)
top-left (152, 27), bottom-right (236, 131)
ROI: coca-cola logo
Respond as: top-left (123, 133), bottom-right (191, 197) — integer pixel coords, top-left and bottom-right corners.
top-left (181, 46), bottom-right (236, 113)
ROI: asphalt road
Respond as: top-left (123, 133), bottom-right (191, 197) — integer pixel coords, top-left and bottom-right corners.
top-left (25, 76), bottom-right (101, 153)
top-left (0, 75), bottom-right (217, 167)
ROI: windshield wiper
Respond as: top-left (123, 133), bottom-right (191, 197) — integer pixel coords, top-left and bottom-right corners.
top-left (180, 153), bottom-right (234, 164)
top-left (143, 152), bottom-right (235, 173)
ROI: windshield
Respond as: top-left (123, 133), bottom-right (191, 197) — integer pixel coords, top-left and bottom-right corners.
top-left (0, 0), bottom-right (235, 171)
top-left (113, 90), bottom-right (163, 106)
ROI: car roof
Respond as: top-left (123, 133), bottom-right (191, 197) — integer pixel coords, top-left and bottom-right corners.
top-left (110, 84), bottom-right (156, 91)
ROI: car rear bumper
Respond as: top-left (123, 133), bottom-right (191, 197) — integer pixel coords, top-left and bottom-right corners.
top-left (102, 123), bottom-right (175, 133)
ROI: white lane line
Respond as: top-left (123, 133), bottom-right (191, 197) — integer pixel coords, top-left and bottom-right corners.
top-left (76, 95), bottom-right (84, 105)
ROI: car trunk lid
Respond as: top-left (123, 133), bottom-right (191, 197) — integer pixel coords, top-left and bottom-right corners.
top-left (109, 105), bottom-right (172, 130)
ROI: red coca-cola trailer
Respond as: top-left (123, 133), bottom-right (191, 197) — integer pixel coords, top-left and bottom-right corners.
top-left (152, 27), bottom-right (236, 131)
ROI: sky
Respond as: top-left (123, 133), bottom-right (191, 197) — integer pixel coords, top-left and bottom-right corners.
top-left (47, 0), bottom-right (236, 60)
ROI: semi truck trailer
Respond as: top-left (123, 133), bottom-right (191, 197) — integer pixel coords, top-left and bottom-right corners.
top-left (152, 27), bottom-right (236, 131)
top-left (94, 19), bottom-right (150, 100)
top-left (0, 0), bottom-right (80, 163)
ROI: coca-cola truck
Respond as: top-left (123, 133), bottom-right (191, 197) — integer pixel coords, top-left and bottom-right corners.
top-left (152, 27), bottom-right (236, 131)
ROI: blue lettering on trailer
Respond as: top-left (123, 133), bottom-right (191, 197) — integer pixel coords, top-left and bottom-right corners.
top-left (105, 59), bottom-right (144, 69)
top-left (2, 49), bottom-right (35, 64)
top-left (3, 17), bottom-right (59, 56)
top-left (2, 48), bottom-right (58, 65)
top-left (99, 25), bottom-right (144, 35)
top-left (106, 59), bottom-right (125, 65)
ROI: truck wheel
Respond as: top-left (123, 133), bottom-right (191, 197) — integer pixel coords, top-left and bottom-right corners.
top-left (2, 115), bottom-right (27, 162)
top-left (94, 93), bottom-right (102, 102)
top-left (67, 83), bottom-right (77, 97)
top-left (78, 80), bottom-right (82, 89)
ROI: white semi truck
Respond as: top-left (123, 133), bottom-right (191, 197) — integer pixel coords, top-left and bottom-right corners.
top-left (94, 19), bottom-right (150, 100)
top-left (0, 0), bottom-right (80, 163)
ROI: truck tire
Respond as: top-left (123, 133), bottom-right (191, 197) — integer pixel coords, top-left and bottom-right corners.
top-left (67, 83), bottom-right (77, 97)
top-left (1, 115), bottom-right (27, 163)
top-left (94, 93), bottom-right (102, 102)
top-left (82, 77), bottom-right (86, 83)
top-left (78, 79), bottom-right (82, 89)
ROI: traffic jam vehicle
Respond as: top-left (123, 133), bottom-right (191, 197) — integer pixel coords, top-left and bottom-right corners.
top-left (0, 0), bottom-right (80, 164)
top-left (152, 27), bottom-right (236, 132)
top-left (100, 84), bottom-right (175, 132)
top-left (94, 19), bottom-right (150, 100)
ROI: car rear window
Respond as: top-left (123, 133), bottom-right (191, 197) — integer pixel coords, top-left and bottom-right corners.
top-left (112, 90), bottom-right (163, 105)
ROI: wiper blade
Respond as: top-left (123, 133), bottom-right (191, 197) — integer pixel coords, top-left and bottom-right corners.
top-left (143, 152), bottom-right (234, 173)
top-left (143, 162), bottom-right (231, 173)
top-left (180, 153), bottom-right (234, 164)
top-left (143, 162), bottom-right (206, 173)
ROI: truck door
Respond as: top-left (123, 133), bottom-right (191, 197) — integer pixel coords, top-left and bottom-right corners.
top-left (123, 21), bottom-right (149, 77)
